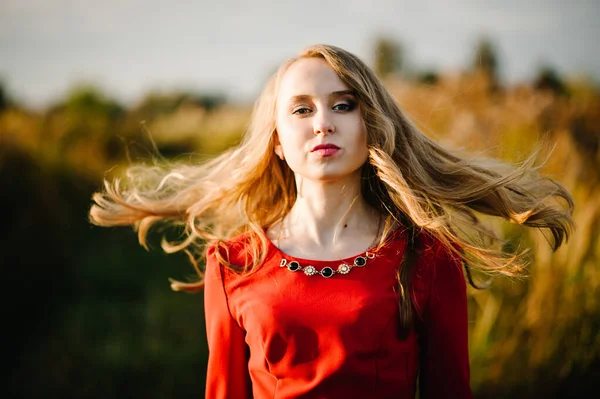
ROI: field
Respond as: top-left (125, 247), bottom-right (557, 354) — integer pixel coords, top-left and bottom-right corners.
top-left (1, 70), bottom-right (598, 398)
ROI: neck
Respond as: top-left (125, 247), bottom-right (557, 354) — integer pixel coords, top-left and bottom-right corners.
top-left (284, 173), bottom-right (377, 246)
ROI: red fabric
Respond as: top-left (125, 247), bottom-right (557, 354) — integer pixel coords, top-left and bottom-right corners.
top-left (204, 229), bottom-right (473, 399)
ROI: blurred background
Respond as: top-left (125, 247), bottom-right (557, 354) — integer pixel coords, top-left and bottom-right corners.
top-left (1, 1), bottom-right (599, 398)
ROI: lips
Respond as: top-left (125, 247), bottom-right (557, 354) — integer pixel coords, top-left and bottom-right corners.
top-left (311, 144), bottom-right (340, 151)
top-left (311, 143), bottom-right (340, 157)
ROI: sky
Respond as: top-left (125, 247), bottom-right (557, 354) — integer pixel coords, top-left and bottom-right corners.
top-left (1, 0), bottom-right (599, 109)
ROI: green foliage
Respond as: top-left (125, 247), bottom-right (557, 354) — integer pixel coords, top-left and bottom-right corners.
top-left (417, 70), bottom-right (440, 85)
top-left (2, 148), bottom-right (207, 398)
top-left (0, 79), bottom-right (9, 111)
top-left (373, 36), bottom-right (404, 78)
top-left (59, 83), bottom-right (124, 118)
top-left (133, 91), bottom-right (226, 117)
top-left (534, 65), bottom-right (568, 96)
top-left (473, 37), bottom-right (500, 84)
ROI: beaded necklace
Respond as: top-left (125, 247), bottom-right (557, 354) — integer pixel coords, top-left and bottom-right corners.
top-left (277, 215), bottom-right (383, 279)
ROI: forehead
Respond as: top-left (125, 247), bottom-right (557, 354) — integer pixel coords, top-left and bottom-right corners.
top-left (277, 57), bottom-right (349, 101)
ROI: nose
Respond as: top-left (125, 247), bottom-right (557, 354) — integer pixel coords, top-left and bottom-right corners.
top-left (313, 111), bottom-right (335, 135)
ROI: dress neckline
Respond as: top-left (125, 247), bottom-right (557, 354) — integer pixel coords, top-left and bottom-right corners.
top-left (261, 227), bottom-right (405, 266)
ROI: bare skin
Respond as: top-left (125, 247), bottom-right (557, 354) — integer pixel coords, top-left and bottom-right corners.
top-left (267, 58), bottom-right (383, 261)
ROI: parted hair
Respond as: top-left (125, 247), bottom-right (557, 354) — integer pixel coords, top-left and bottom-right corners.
top-left (90, 44), bottom-right (574, 336)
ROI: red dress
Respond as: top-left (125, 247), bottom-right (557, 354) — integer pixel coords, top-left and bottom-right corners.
top-left (204, 229), bottom-right (473, 398)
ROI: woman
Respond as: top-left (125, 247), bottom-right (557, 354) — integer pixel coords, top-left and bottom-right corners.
top-left (90, 44), bottom-right (574, 398)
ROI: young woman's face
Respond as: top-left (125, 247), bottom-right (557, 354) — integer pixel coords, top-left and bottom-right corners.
top-left (275, 57), bottom-right (368, 183)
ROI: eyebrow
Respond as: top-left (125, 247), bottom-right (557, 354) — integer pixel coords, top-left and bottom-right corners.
top-left (287, 90), bottom-right (357, 104)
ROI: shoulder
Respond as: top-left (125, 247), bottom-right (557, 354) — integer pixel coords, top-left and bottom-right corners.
top-left (410, 230), bottom-right (466, 306)
top-left (383, 227), bottom-right (460, 268)
top-left (205, 231), bottom-right (274, 304)
top-left (206, 230), bottom-right (267, 273)
top-left (413, 229), bottom-right (463, 265)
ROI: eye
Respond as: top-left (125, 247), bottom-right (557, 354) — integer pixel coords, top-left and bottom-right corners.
top-left (292, 107), bottom-right (311, 115)
top-left (333, 101), bottom-right (355, 112)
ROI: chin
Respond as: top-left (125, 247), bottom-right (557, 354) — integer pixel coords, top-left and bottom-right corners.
top-left (306, 166), bottom-right (364, 183)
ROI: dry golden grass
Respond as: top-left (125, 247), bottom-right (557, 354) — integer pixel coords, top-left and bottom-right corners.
top-left (386, 72), bottom-right (599, 388)
top-left (1, 72), bottom-right (598, 390)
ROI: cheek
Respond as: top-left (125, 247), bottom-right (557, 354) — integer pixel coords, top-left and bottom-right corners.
top-left (275, 131), bottom-right (302, 169)
top-left (277, 128), bottom-right (298, 153)
top-left (275, 115), bottom-right (293, 146)
top-left (276, 118), bottom-right (310, 152)
top-left (354, 122), bottom-right (369, 153)
top-left (355, 128), bottom-right (370, 165)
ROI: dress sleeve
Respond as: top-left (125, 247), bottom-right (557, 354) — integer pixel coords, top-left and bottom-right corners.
top-left (204, 245), bottom-right (252, 399)
top-left (417, 241), bottom-right (473, 399)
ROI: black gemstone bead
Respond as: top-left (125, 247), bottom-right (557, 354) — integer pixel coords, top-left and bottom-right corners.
top-left (321, 267), bottom-right (334, 278)
top-left (354, 256), bottom-right (367, 267)
top-left (288, 261), bottom-right (300, 271)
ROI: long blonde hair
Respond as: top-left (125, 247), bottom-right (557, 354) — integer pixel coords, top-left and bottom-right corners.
top-left (90, 44), bottom-right (574, 333)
